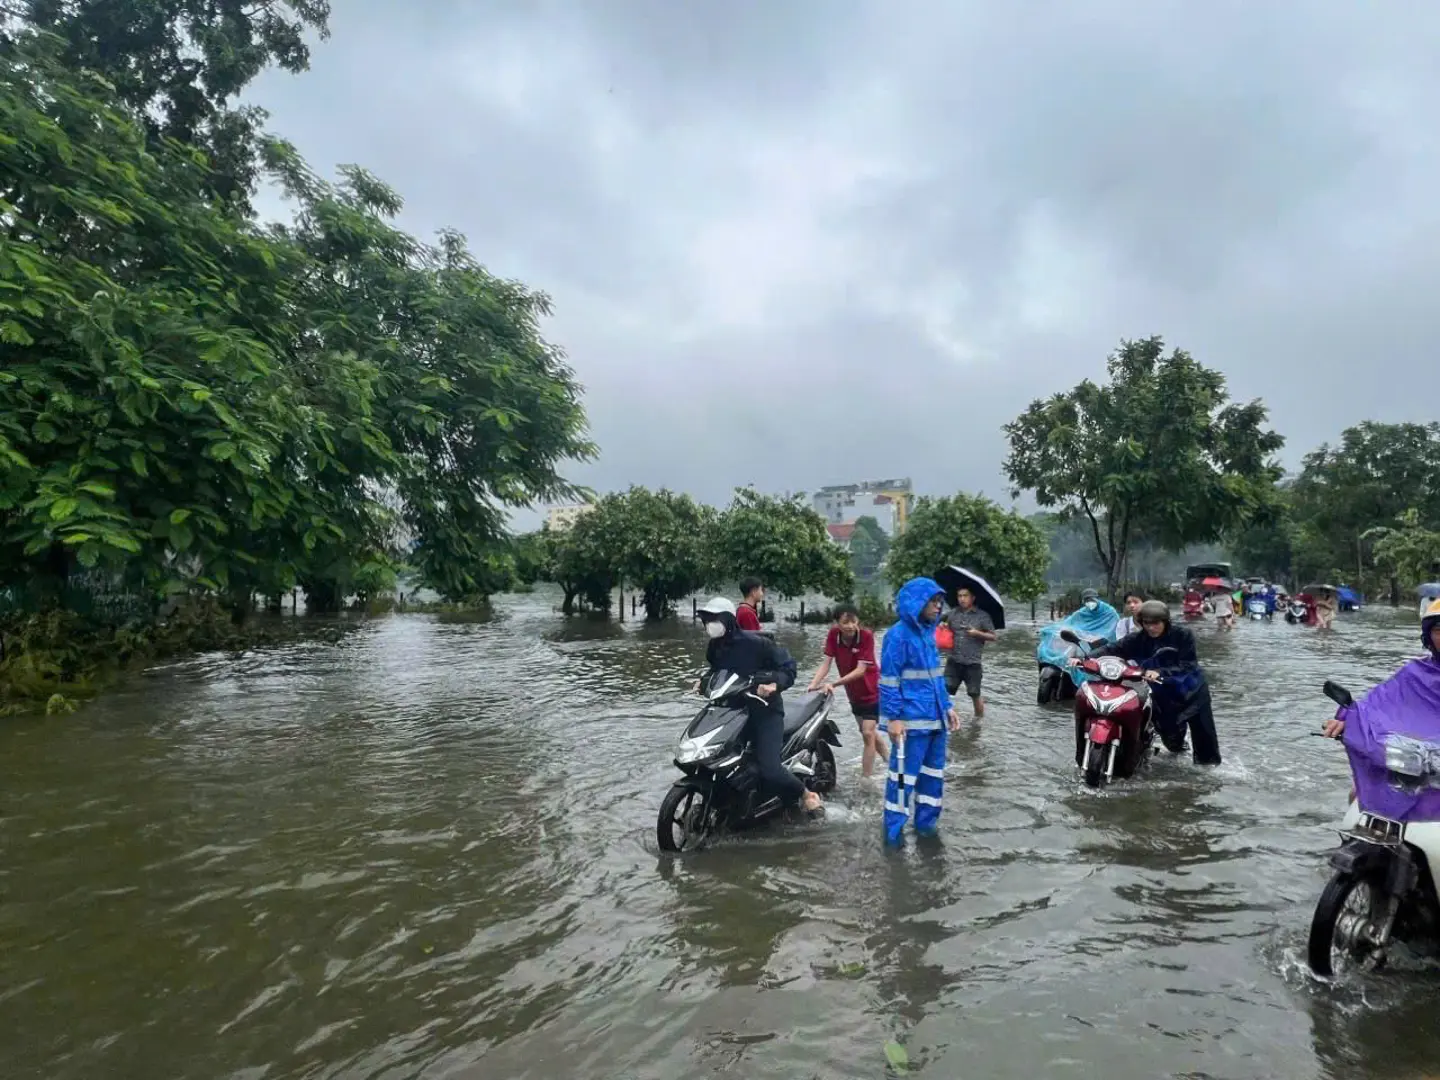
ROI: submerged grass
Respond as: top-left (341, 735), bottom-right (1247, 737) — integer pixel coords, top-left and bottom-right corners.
top-left (0, 599), bottom-right (361, 717)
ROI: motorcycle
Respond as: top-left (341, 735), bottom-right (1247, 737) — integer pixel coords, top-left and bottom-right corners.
top-left (1182, 592), bottom-right (1205, 620)
top-left (1065, 630), bottom-right (1173, 788)
top-left (1307, 680), bottom-right (1440, 975)
top-left (656, 670), bottom-right (840, 853)
top-left (1037, 629), bottom-right (1107, 704)
top-left (1246, 597), bottom-right (1270, 620)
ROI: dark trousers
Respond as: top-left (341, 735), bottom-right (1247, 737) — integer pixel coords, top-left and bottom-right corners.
top-left (1156, 686), bottom-right (1222, 766)
top-left (747, 710), bottom-right (806, 806)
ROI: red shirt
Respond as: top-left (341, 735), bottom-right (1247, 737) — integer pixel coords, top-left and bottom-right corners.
top-left (824, 626), bottom-right (879, 705)
top-left (736, 603), bottom-right (762, 632)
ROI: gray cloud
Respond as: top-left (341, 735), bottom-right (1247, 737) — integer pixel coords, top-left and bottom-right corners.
top-left (247, 1), bottom-right (1440, 523)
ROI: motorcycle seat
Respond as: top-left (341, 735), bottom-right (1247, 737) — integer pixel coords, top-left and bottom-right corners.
top-left (782, 693), bottom-right (827, 737)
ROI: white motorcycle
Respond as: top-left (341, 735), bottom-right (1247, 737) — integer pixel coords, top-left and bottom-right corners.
top-left (1246, 597), bottom-right (1270, 620)
top-left (1308, 680), bottom-right (1440, 975)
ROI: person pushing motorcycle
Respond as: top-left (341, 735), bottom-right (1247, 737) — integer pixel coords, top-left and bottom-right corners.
top-left (1074, 599), bottom-right (1222, 766)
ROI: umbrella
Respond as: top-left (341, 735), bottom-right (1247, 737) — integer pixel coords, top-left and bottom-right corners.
top-left (935, 565), bottom-right (1006, 630)
top-left (1200, 576), bottom-right (1227, 591)
top-left (1303, 583), bottom-right (1338, 596)
top-left (1420, 582), bottom-right (1440, 599)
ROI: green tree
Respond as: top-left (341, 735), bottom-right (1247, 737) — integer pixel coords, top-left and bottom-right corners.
top-left (1291, 422), bottom-right (1440, 601)
top-left (710, 487), bottom-right (853, 601)
top-left (581, 488), bottom-right (713, 620)
top-left (0, 37), bottom-right (589, 614)
top-left (1364, 510), bottom-right (1440, 593)
top-left (530, 521), bottom-right (613, 615)
top-left (885, 494), bottom-right (1050, 600)
top-left (848, 515), bottom-right (889, 580)
top-left (9, 0), bottom-right (332, 202)
top-left (1003, 336), bottom-right (1284, 594)
top-left (1226, 483), bottom-right (1298, 585)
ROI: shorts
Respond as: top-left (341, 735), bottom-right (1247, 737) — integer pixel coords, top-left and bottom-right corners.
top-left (945, 659), bottom-right (983, 699)
top-left (850, 701), bottom-right (879, 731)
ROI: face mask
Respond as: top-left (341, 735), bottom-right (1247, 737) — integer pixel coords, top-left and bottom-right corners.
top-left (705, 621), bottom-right (726, 639)
top-left (1085, 600), bottom-right (1098, 611)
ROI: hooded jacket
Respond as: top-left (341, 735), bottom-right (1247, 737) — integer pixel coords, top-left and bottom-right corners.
top-left (879, 577), bottom-right (953, 730)
top-left (703, 611), bottom-right (797, 719)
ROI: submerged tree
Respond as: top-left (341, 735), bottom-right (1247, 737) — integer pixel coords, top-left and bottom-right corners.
top-left (580, 488), bottom-right (712, 620)
top-left (885, 494), bottom-right (1050, 601)
top-left (710, 487), bottom-right (853, 601)
top-left (1004, 336), bottom-right (1284, 594)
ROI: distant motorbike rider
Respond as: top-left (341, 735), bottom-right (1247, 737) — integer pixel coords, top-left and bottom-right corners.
top-left (697, 597), bottom-right (822, 812)
top-left (881, 578), bottom-right (961, 843)
top-left (1079, 599), bottom-right (1222, 765)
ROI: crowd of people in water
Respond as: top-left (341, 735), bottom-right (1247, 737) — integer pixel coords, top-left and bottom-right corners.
top-left (690, 568), bottom-right (1440, 845)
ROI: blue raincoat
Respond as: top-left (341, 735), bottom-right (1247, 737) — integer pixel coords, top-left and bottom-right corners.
top-left (880, 578), bottom-right (953, 842)
top-left (1036, 600), bottom-right (1119, 688)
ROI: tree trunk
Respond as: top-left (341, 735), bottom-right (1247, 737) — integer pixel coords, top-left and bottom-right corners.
top-left (561, 586), bottom-right (577, 616)
top-left (1390, 575), bottom-right (1400, 607)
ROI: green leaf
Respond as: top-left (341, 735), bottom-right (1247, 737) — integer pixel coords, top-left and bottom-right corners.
top-left (78, 480), bottom-right (115, 498)
top-left (208, 441), bottom-right (237, 462)
top-left (0, 320), bottom-right (33, 345)
top-left (49, 497), bottom-right (79, 521)
top-left (129, 450), bottom-right (148, 476)
top-left (883, 1040), bottom-right (909, 1074)
top-left (170, 508), bottom-right (191, 525)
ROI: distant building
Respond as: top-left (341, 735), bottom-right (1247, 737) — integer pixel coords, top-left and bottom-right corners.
top-left (826, 522), bottom-right (856, 551)
top-left (545, 503), bottom-right (593, 531)
top-left (812, 478), bottom-right (912, 536)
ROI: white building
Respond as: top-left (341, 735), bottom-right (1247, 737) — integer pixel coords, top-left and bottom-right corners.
top-left (812, 478), bottom-right (911, 536)
top-left (545, 503), bottom-right (593, 531)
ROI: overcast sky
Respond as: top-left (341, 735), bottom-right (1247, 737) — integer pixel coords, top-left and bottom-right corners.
top-left (248, 1), bottom-right (1440, 525)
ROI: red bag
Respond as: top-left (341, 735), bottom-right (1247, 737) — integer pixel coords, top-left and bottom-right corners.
top-left (934, 623), bottom-right (954, 651)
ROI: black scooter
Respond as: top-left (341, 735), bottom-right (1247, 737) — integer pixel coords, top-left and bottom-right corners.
top-left (656, 670), bottom-right (840, 853)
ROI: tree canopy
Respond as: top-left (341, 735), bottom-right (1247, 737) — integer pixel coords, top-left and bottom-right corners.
top-left (848, 515), bottom-right (889, 580)
top-left (886, 493), bottom-right (1050, 600)
top-left (0, 34), bottom-right (590, 612)
top-left (709, 487), bottom-right (853, 600)
top-left (7, 0), bottom-right (332, 203)
top-left (571, 488), bottom-right (713, 620)
top-left (1003, 336), bottom-right (1283, 593)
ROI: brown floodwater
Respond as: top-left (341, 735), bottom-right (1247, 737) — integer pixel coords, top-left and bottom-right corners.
top-left (2, 593), bottom-right (1437, 1079)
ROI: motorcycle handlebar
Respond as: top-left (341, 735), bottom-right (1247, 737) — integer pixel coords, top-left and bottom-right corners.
top-left (1322, 680), bottom-right (1354, 709)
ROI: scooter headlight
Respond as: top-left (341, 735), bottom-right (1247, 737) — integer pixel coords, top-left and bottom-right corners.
top-left (677, 730), bottom-right (723, 764)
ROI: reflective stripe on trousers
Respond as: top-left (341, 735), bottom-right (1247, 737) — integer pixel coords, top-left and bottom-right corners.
top-left (884, 728), bottom-right (947, 842)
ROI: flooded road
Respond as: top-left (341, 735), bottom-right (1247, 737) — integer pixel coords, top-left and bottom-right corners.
top-left (3, 593), bottom-right (1437, 1079)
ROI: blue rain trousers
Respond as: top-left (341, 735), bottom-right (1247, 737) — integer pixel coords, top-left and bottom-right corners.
top-left (883, 728), bottom-right (947, 843)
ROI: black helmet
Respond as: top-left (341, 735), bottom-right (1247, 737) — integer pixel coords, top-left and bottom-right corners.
top-left (1138, 599), bottom-right (1170, 625)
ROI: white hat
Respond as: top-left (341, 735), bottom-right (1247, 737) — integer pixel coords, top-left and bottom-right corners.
top-left (698, 596), bottom-right (736, 617)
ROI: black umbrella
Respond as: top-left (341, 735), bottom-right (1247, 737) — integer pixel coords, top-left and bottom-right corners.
top-left (935, 565), bottom-right (1006, 630)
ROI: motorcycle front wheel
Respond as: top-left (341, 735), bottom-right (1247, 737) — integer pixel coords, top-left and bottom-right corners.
top-left (1038, 669), bottom-right (1058, 705)
top-left (657, 782), bottom-right (714, 854)
top-left (810, 743), bottom-right (837, 794)
top-left (1307, 872), bottom-right (1386, 976)
top-left (1082, 741), bottom-right (1107, 789)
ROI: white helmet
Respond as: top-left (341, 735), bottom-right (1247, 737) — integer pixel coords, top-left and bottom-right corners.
top-left (698, 596), bottom-right (736, 618)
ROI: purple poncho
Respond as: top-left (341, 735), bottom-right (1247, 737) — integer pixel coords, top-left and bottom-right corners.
top-left (1341, 655), bottom-right (1440, 822)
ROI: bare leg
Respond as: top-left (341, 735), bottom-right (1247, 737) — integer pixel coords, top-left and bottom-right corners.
top-left (860, 720), bottom-right (885, 777)
top-left (973, 695), bottom-right (985, 719)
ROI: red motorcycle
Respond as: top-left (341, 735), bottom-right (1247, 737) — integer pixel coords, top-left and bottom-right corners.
top-left (1063, 630), bottom-right (1174, 788)
top-left (1182, 590), bottom-right (1205, 620)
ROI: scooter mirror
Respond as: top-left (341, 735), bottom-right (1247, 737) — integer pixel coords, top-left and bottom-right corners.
top-left (1059, 628), bottom-right (1081, 645)
top-left (1322, 680), bottom-right (1354, 709)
